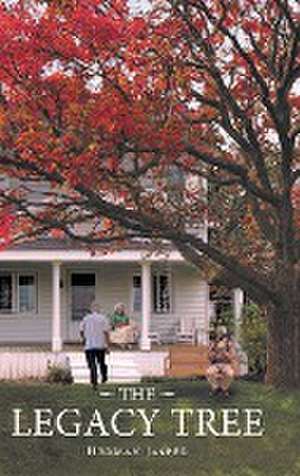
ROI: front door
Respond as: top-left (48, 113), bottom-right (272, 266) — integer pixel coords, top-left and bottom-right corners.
top-left (68, 272), bottom-right (96, 341)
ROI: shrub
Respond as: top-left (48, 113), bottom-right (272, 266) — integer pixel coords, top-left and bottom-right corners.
top-left (240, 303), bottom-right (267, 379)
top-left (46, 364), bottom-right (73, 384)
top-left (209, 307), bottom-right (235, 338)
top-left (218, 307), bottom-right (236, 334)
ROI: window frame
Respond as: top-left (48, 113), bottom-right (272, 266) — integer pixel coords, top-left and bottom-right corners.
top-left (69, 270), bottom-right (97, 321)
top-left (0, 272), bottom-right (15, 314)
top-left (0, 271), bottom-right (38, 316)
top-left (152, 271), bottom-right (172, 314)
top-left (17, 272), bottom-right (38, 314)
top-left (131, 271), bottom-right (172, 315)
top-left (131, 273), bottom-right (142, 314)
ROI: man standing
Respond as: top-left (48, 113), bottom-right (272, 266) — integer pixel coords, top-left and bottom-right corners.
top-left (80, 302), bottom-right (110, 390)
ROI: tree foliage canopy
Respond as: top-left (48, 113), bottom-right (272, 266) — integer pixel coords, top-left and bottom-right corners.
top-left (0, 0), bottom-right (299, 307)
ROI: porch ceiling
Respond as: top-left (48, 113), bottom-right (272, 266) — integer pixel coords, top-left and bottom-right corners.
top-left (0, 238), bottom-right (185, 263)
top-left (0, 249), bottom-right (185, 263)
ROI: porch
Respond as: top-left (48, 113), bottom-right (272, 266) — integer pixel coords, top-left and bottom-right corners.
top-left (0, 246), bottom-right (212, 351)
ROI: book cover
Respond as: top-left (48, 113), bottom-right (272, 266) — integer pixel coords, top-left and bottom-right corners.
top-left (0, 0), bottom-right (299, 475)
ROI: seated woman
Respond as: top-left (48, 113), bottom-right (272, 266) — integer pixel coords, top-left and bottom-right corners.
top-left (109, 303), bottom-right (139, 349)
top-left (206, 331), bottom-right (237, 397)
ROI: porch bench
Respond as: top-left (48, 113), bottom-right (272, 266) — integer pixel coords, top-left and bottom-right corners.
top-left (164, 344), bottom-right (209, 378)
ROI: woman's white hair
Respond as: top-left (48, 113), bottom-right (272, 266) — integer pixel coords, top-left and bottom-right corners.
top-left (114, 302), bottom-right (125, 313)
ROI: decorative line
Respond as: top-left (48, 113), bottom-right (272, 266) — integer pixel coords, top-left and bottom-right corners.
top-left (98, 391), bottom-right (115, 398)
top-left (159, 391), bottom-right (175, 398)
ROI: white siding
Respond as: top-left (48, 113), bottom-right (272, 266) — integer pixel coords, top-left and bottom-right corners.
top-left (0, 264), bottom-right (50, 343)
top-left (174, 265), bottom-right (209, 340)
top-left (0, 351), bottom-right (169, 381)
top-left (150, 265), bottom-right (209, 343)
top-left (0, 352), bottom-right (69, 380)
top-left (0, 263), bottom-right (67, 344)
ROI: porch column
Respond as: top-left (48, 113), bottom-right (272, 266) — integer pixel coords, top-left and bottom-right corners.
top-left (52, 262), bottom-right (62, 352)
top-left (233, 288), bottom-right (244, 340)
top-left (140, 261), bottom-right (151, 351)
top-left (198, 282), bottom-right (210, 346)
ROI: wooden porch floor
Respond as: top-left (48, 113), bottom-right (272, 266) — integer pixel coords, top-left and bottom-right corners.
top-left (0, 343), bottom-right (172, 352)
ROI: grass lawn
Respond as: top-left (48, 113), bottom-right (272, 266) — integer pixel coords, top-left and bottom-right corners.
top-left (0, 380), bottom-right (299, 476)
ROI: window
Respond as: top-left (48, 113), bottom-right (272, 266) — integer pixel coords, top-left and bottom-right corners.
top-left (132, 275), bottom-right (142, 313)
top-left (153, 273), bottom-right (171, 314)
top-left (0, 274), bottom-right (13, 312)
top-left (0, 272), bottom-right (37, 314)
top-left (71, 273), bottom-right (96, 287)
top-left (71, 272), bottom-right (96, 321)
top-left (18, 274), bottom-right (37, 313)
top-left (132, 272), bottom-right (171, 314)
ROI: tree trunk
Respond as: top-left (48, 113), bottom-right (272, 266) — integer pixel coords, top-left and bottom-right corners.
top-left (266, 295), bottom-right (300, 389)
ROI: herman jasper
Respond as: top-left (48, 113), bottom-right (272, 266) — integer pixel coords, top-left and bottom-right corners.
top-left (12, 407), bottom-right (264, 438)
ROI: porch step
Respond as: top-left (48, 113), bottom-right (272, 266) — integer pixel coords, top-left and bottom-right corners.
top-left (166, 345), bottom-right (209, 378)
top-left (67, 352), bottom-right (141, 384)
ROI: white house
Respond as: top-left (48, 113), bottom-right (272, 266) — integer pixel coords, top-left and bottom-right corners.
top-left (0, 177), bottom-right (247, 381)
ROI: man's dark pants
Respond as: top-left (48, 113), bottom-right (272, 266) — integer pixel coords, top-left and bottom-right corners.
top-left (85, 348), bottom-right (108, 388)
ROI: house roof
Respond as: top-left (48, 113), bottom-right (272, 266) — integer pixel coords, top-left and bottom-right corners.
top-left (9, 238), bottom-right (87, 251)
